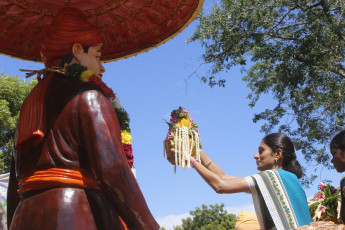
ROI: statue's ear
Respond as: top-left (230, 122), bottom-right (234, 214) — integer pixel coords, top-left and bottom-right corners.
top-left (72, 43), bottom-right (83, 62)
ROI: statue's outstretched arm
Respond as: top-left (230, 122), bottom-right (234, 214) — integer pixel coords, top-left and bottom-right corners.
top-left (78, 90), bottom-right (159, 230)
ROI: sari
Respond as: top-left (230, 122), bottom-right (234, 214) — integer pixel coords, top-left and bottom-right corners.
top-left (245, 169), bottom-right (312, 230)
top-left (340, 176), bottom-right (345, 223)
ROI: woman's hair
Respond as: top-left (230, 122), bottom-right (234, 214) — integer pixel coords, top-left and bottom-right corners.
top-left (262, 133), bottom-right (303, 178)
top-left (330, 130), bottom-right (345, 151)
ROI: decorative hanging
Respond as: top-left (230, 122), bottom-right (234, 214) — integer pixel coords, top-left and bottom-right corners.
top-left (164, 107), bottom-right (201, 172)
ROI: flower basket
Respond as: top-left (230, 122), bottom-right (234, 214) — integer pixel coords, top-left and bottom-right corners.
top-left (163, 107), bottom-right (201, 172)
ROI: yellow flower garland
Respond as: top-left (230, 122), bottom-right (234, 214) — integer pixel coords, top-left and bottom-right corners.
top-left (178, 118), bottom-right (191, 127)
top-left (80, 70), bottom-right (94, 82)
top-left (121, 130), bottom-right (132, 145)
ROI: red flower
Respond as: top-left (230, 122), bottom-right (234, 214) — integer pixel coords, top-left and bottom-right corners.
top-left (123, 143), bottom-right (134, 167)
top-left (88, 75), bottom-right (115, 99)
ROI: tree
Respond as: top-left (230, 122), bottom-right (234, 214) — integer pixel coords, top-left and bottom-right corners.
top-left (0, 74), bottom-right (36, 173)
top-left (189, 0), bottom-right (345, 186)
top-left (173, 203), bottom-right (237, 230)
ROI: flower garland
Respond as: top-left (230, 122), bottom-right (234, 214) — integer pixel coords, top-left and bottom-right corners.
top-left (63, 63), bottom-right (135, 177)
top-left (64, 63), bottom-right (115, 99)
top-left (164, 106), bottom-right (201, 171)
top-left (111, 98), bottom-right (136, 177)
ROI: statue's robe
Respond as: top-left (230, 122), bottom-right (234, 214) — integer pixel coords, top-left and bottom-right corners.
top-left (7, 74), bottom-right (159, 230)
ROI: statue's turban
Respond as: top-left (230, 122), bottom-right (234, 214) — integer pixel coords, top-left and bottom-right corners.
top-left (40, 7), bottom-right (104, 67)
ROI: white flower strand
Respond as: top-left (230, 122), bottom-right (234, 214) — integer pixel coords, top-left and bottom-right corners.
top-left (178, 128), bottom-right (182, 166)
top-left (188, 131), bottom-right (194, 169)
top-left (180, 128), bottom-right (185, 168)
top-left (179, 128), bottom-right (183, 167)
top-left (194, 130), bottom-right (201, 161)
top-left (181, 127), bottom-right (189, 169)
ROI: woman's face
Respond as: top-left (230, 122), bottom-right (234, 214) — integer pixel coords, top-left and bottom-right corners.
top-left (330, 148), bottom-right (345, 172)
top-left (254, 141), bottom-right (276, 171)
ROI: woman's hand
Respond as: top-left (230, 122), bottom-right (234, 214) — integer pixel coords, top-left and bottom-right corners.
top-left (164, 140), bottom-right (190, 166)
top-left (167, 156), bottom-right (176, 165)
top-left (164, 140), bottom-right (176, 165)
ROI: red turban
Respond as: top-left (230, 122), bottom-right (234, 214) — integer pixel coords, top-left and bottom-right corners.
top-left (40, 7), bottom-right (104, 67)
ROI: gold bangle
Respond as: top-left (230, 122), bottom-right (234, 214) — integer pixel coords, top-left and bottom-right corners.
top-left (203, 160), bottom-right (213, 168)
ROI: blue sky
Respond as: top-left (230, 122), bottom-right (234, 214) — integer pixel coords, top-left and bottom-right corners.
top-left (0, 1), bottom-right (343, 229)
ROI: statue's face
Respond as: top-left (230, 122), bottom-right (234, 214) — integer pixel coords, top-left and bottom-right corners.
top-left (74, 45), bottom-right (105, 78)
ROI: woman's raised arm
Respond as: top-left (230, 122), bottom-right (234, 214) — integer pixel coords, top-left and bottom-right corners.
top-left (199, 149), bottom-right (238, 180)
top-left (191, 157), bottom-right (250, 194)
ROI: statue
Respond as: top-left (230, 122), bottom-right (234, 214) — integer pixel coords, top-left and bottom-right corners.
top-left (0, 1), bottom-right (204, 229)
top-left (7, 7), bottom-right (159, 230)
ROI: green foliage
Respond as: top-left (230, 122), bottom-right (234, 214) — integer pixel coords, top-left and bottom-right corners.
top-left (309, 201), bottom-right (319, 213)
top-left (173, 203), bottom-right (237, 230)
top-left (64, 63), bottom-right (88, 81)
top-left (189, 0), bottom-right (345, 186)
top-left (0, 74), bottom-right (36, 173)
top-left (113, 107), bottom-right (131, 132)
top-left (171, 107), bottom-right (189, 119)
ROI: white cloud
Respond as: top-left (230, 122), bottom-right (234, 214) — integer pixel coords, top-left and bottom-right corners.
top-left (225, 203), bottom-right (255, 215)
top-left (156, 203), bottom-right (255, 230)
top-left (156, 212), bottom-right (191, 230)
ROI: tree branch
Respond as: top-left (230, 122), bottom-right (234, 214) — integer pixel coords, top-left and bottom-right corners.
top-left (272, 6), bottom-right (299, 29)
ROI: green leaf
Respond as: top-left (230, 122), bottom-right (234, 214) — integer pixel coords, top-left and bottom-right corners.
top-left (173, 203), bottom-right (237, 230)
top-left (0, 74), bottom-right (36, 173)
top-left (309, 202), bottom-right (320, 213)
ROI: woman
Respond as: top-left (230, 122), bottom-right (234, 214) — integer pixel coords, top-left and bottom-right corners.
top-left (297, 131), bottom-right (345, 229)
top-left (330, 130), bottom-right (345, 223)
top-left (169, 133), bottom-right (312, 230)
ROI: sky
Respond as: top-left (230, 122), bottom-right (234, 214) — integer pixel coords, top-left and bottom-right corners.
top-left (0, 1), bottom-right (344, 229)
